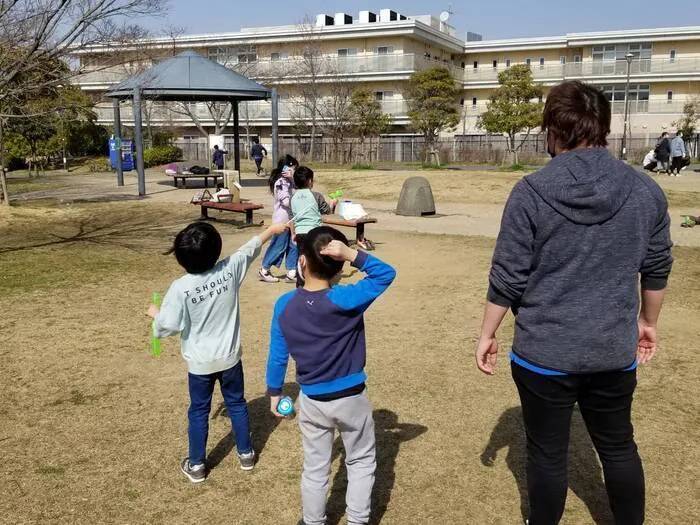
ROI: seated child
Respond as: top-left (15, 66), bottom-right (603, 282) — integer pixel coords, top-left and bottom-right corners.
top-left (148, 220), bottom-right (288, 482)
top-left (266, 226), bottom-right (396, 525)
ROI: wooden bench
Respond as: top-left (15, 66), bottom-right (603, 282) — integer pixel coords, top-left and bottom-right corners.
top-left (196, 201), bottom-right (264, 227)
top-left (322, 215), bottom-right (378, 250)
top-left (168, 172), bottom-right (224, 188)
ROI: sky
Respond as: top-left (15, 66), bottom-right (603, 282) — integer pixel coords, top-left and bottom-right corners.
top-left (140, 0), bottom-right (700, 40)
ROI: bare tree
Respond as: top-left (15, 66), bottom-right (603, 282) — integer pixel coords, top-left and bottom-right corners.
top-left (317, 81), bottom-right (354, 163)
top-left (0, 0), bottom-right (168, 205)
top-left (288, 17), bottom-right (330, 161)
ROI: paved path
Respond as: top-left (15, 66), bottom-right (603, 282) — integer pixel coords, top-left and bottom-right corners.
top-left (9, 169), bottom-right (700, 247)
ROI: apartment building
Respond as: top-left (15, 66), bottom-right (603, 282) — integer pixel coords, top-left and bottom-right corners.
top-left (73, 8), bottom-right (700, 143)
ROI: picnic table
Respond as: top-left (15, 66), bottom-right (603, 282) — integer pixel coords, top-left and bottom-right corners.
top-left (167, 172), bottom-right (223, 188)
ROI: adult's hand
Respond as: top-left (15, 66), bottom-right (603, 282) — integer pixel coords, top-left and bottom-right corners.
top-left (476, 336), bottom-right (499, 375)
top-left (637, 320), bottom-right (658, 364)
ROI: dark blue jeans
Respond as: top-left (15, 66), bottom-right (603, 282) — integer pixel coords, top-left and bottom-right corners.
top-left (512, 362), bottom-right (644, 525)
top-left (187, 361), bottom-right (252, 465)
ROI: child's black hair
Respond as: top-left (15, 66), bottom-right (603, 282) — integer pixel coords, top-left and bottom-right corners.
top-left (268, 154), bottom-right (299, 193)
top-left (293, 166), bottom-right (314, 190)
top-left (167, 222), bottom-right (222, 274)
top-left (302, 226), bottom-right (349, 280)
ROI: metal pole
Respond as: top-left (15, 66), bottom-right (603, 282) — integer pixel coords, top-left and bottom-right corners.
top-left (0, 118), bottom-right (9, 206)
top-left (271, 89), bottom-right (279, 168)
top-left (620, 54), bottom-right (633, 160)
top-left (233, 100), bottom-right (241, 181)
top-left (133, 87), bottom-right (146, 196)
top-left (113, 98), bottom-right (123, 186)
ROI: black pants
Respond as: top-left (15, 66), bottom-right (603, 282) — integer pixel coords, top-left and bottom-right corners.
top-left (671, 156), bottom-right (684, 174)
top-left (511, 362), bottom-right (644, 525)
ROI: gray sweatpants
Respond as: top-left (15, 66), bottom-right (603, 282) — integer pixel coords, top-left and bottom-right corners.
top-left (299, 390), bottom-right (376, 525)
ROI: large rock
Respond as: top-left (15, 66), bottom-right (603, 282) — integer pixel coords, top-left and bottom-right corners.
top-left (396, 176), bottom-right (436, 217)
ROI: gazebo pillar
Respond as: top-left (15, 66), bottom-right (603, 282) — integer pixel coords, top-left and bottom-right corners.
top-left (133, 87), bottom-right (146, 196)
top-left (271, 89), bottom-right (279, 167)
top-left (233, 100), bottom-right (241, 178)
top-left (112, 99), bottom-right (123, 186)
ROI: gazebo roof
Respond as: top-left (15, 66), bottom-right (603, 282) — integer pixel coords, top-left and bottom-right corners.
top-left (105, 51), bottom-right (272, 102)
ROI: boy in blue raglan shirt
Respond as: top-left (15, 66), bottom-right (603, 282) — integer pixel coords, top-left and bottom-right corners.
top-left (266, 226), bottom-right (396, 525)
top-left (148, 221), bottom-right (287, 483)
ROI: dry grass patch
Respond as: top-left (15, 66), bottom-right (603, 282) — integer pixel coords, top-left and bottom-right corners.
top-left (0, 200), bottom-right (698, 524)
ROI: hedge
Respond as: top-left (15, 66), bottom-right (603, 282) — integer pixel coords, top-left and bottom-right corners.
top-left (143, 145), bottom-right (183, 168)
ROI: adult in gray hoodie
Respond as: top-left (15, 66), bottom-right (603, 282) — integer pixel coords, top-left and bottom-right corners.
top-left (475, 81), bottom-right (673, 525)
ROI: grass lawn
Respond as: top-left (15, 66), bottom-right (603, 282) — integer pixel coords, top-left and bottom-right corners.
top-left (1, 198), bottom-right (699, 524)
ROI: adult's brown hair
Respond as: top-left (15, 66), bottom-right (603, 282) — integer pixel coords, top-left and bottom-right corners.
top-left (542, 81), bottom-right (611, 151)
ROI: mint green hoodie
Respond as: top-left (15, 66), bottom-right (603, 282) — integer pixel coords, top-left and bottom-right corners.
top-left (291, 188), bottom-right (322, 235)
top-left (153, 236), bottom-right (261, 375)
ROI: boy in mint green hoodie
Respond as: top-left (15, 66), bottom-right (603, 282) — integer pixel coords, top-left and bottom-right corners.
top-left (148, 221), bottom-right (287, 482)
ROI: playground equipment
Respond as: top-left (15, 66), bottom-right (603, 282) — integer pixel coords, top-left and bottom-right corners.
top-left (396, 176), bottom-right (436, 217)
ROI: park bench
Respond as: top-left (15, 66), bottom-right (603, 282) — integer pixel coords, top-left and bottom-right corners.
top-left (322, 215), bottom-right (378, 250)
top-left (196, 201), bottom-right (264, 227)
top-left (167, 172), bottom-right (224, 188)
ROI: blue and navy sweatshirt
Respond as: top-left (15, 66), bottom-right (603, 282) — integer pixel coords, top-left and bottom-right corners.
top-left (266, 251), bottom-right (396, 398)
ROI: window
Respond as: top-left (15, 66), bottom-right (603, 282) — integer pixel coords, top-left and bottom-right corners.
top-left (492, 59), bottom-right (498, 69)
top-left (376, 46), bottom-right (394, 55)
top-left (538, 95), bottom-right (543, 103)
top-left (599, 84), bottom-right (650, 112)
top-left (460, 98), bottom-right (464, 105)
top-left (539, 57), bottom-right (545, 68)
top-left (525, 58), bottom-right (532, 66)
top-left (337, 48), bottom-right (358, 57)
top-left (473, 60), bottom-right (478, 69)
top-left (375, 91), bottom-right (394, 101)
top-left (670, 49), bottom-right (676, 62)
top-left (208, 47), bottom-right (233, 64)
top-left (237, 47), bottom-right (257, 63)
top-left (472, 97), bottom-right (477, 106)
top-left (667, 90), bottom-right (673, 102)
top-left (592, 43), bottom-right (652, 62)
top-left (560, 56), bottom-right (566, 65)
top-left (270, 52), bottom-right (288, 61)
top-left (574, 55), bottom-right (581, 63)
top-left (505, 58), bottom-right (511, 68)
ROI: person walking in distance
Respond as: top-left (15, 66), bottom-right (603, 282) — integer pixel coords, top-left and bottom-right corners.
top-left (475, 80), bottom-right (673, 525)
top-left (670, 130), bottom-right (686, 176)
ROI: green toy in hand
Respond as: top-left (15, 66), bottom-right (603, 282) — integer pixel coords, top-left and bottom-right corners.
top-left (151, 292), bottom-right (162, 356)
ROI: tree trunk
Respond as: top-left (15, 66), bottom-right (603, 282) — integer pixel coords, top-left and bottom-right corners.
top-left (310, 118), bottom-right (317, 161)
top-left (0, 119), bottom-right (9, 206)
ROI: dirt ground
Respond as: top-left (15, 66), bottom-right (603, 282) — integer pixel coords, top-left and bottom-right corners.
top-left (0, 167), bottom-right (699, 524)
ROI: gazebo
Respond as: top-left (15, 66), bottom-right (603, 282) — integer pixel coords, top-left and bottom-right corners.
top-left (105, 50), bottom-right (279, 195)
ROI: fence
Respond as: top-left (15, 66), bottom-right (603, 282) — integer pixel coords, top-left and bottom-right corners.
top-left (173, 133), bottom-right (699, 166)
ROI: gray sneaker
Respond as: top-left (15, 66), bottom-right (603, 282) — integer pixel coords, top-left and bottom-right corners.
top-left (180, 458), bottom-right (206, 483)
top-left (238, 450), bottom-right (256, 471)
top-left (258, 268), bottom-right (279, 283)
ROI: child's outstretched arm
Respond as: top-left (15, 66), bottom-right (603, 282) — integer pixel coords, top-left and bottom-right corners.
top-left (229, 223), bottom-right (288, 284)
top-left (323, 241), bottom-right (396, 312)
top-left (266, 294), bottom-right (292, 416)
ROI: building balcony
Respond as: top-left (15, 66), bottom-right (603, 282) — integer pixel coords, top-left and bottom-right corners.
top-left (462, 99), bottom-right (689, 117)
top-left (93, 99), bottom-right (410, 125)
top-left (74, 53), bottom-right (466, 90)
top-left (464, 57), bottom-right (700, 85)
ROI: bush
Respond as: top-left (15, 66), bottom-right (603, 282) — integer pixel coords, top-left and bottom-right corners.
top-left (86, 158), bottom-right (111, 173)
top-left (351, 163), bottom-right (374, 170)
top-left (143, 145), bottom-right (183, 168)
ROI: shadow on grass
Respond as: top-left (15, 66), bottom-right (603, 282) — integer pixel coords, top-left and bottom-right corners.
top-left (481, 406), bottom-right (614, 525)
top-left (208, 383), bottom-right (300, 470)
top-left (326, 408), bottom-right (428, 525)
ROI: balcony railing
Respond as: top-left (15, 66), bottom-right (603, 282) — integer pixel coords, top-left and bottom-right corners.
top-left (93, 99), bottom-right (410, 124)
top-left (465, 57), bottom-right (700, 83)
top-left (75, 53), bottom-right (467, 89)
top-left (463, 99), bottom-right (688, 117)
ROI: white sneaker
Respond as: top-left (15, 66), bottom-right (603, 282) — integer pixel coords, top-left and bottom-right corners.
top-left (258, 268), bottom-right (279, 283)
top-left (285, 270), bottom-right (297, 283)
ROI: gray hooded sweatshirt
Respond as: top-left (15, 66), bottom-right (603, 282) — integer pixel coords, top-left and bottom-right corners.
top-left (488, 147), bottom-right (673, 373)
